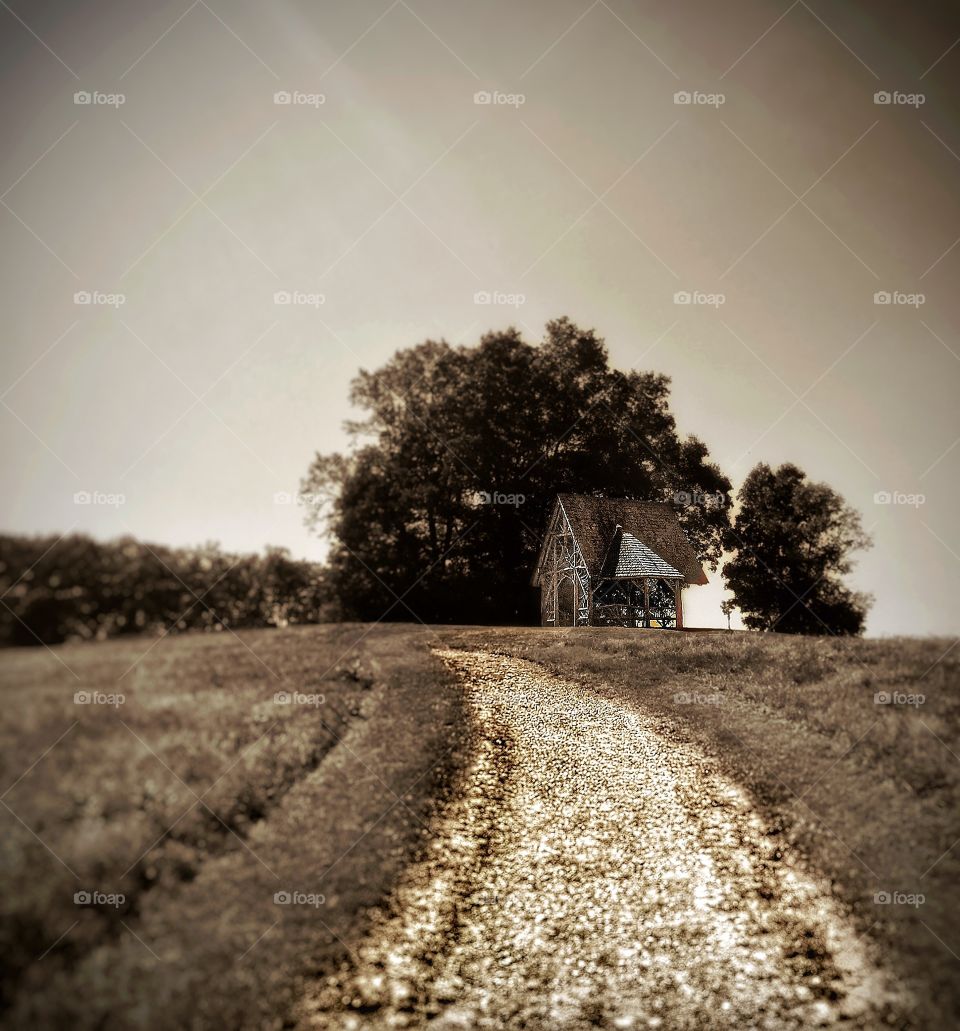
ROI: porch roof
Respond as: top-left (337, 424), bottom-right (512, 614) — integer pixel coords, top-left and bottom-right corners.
top-left (603, 529), bottom-right (684, 579)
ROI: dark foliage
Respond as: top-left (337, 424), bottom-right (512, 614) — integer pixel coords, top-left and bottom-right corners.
top-left (0, 534), bottom-right (327, 647)
top-left (723, 463), bottom-right (872, 635)
top-left (301, 318), bottom-right (732, 623)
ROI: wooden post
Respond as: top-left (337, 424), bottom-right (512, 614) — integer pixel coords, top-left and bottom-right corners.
top-left (674, 582), bottom-right (683, 630)
top-left (551, 534), bottom-right (558, 626)
top-left (642, 578), bottom-right (650, 629)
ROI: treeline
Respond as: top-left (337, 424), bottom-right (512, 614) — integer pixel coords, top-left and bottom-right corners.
top-left (0, 534), bottom-right (328, 647)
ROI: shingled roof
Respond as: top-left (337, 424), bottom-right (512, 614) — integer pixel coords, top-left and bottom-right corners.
top-left (534, 494), bottom-right (708, 586)
top-left (603, 529), bottom-right (683, 579)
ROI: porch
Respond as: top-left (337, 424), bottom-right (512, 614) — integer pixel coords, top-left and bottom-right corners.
top-left (591, 575), bottom-right (684, 629)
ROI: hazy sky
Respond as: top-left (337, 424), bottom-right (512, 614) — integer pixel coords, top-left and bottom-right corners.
top-left (1, 0), bottom-right (958, 634)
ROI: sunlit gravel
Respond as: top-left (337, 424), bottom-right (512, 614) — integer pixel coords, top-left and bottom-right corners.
top-left (299, 650), bottom-right (907, 1029)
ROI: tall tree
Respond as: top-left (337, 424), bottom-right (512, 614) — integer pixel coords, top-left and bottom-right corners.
top-left (302, 318), bottom-right (732, 623)
top-left (723, 463), bottom-right (871, 635)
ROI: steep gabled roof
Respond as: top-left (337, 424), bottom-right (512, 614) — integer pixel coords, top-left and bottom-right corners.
top-left (602, 529), bottom-right (683, 579)
top-left (532, 494), bottom-right (708, 586)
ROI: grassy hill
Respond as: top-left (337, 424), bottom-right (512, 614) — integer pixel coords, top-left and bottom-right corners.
top-left (0, 624), bottom-right (467, 1027)
top-left (1, 625), bottom-right (956, 1027)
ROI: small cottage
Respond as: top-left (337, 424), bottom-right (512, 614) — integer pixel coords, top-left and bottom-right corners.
top-left (531, 494), bottom-right (708, 628)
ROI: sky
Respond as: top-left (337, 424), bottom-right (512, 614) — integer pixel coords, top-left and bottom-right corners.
top-left (1, 0), bottom-right (958, 634)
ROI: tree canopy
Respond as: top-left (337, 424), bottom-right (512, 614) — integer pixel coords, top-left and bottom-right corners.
top-left (722, 463), bottom-right (871, 635)
top-left (302, 318), bottom-right (732, 623)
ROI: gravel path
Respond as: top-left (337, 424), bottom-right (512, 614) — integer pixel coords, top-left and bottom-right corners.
top-left (298, 650), bottom-right (906, 1030)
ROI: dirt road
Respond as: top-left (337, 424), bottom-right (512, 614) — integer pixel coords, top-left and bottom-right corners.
top-left (298, 650), bottom-right (907, 1029)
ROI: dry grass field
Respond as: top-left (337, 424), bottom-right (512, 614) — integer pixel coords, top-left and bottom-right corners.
top-left (0, 624), bottom-right (467, 1028)
top-left (1, 624), bottom-right (957, 1027)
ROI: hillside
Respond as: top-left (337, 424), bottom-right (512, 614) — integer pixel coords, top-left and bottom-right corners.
top-left (0, 625), bottom-right (466, 1027)
top-left (0, 625), bottom-right (956, 1027)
